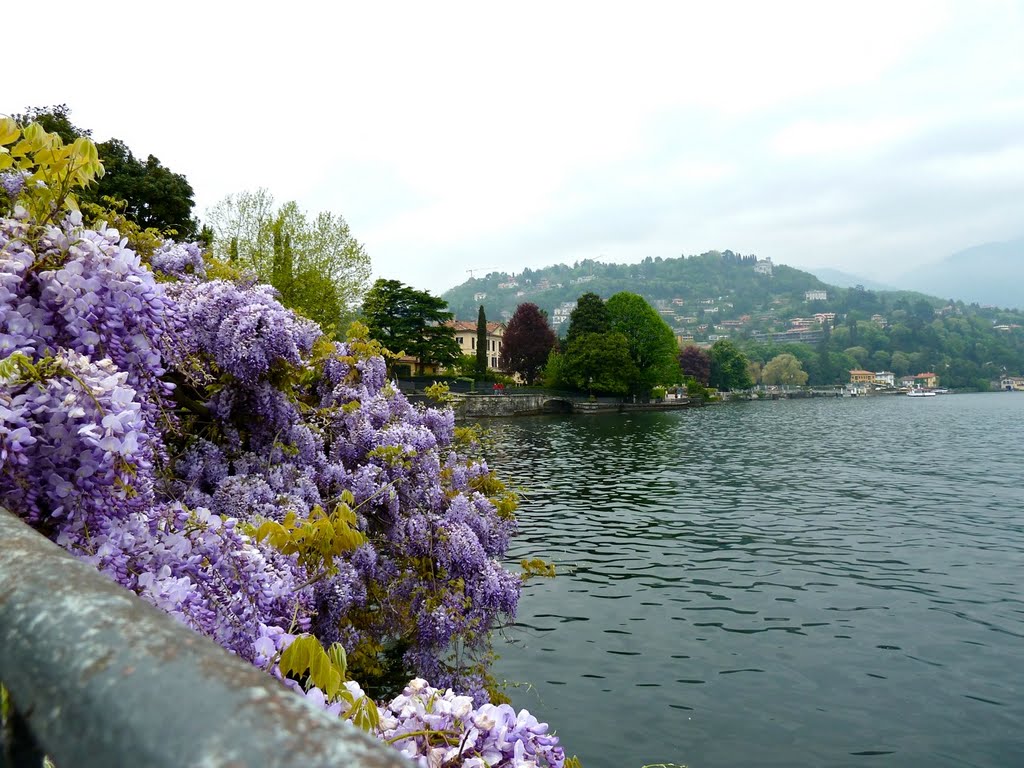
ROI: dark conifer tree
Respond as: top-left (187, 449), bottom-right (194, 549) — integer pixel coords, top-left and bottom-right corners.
top-left (475, 305), bottom-right (488, 377)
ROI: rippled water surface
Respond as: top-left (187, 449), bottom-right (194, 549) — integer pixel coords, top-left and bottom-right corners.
top-left (486, 394), bottom-right (1024, 768)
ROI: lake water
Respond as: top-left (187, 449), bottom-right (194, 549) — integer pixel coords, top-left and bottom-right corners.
top-left (486, 394), bottom-right (1024, 768)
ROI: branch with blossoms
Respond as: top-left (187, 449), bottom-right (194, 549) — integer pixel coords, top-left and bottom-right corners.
top-left (0, 123), bottom-right (577, 767)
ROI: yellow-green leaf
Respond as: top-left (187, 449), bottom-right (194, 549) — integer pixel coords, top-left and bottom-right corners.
top-left (0, 118), bottom-right (19, 145)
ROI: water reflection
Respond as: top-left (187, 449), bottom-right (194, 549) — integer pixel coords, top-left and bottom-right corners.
top-left (488, 395), bottom-right (1024, 768)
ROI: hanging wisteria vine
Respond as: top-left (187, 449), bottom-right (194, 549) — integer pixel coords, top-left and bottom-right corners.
top-left (0, 119), bottom-right (573, 768)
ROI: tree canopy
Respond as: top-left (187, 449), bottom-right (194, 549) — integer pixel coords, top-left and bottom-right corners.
top-left (13, 105), bottom-right (197, 237)
top-left (205, 190), bottom-right (371, 332)
top-left (566, 292), bottom-right (610, 342)
top-left (500, 303), bottom-right (557, 385)
top-left (86, 138), bottom-right (197, 238)
top-left (709, 339), bottom-right (753, 390)
top-left (561, 331), bottom-right (637, 395)
top-left (762, 353), bottom-right (808, 386)
top-left (361, 279), bottom-right (460, 375)
top-left (679, 345), bottom-right (711, 385)
top-left (606, 291), bottom-right (680, 394)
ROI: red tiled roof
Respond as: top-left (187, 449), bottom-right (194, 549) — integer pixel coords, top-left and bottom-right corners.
top-left (447, 320), bottom-right (504, 333)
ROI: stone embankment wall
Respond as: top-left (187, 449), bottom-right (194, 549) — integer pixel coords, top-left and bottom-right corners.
top-left (451, 393), bottom-right (570, 418)
top-left (449, 394), bottom-right (695, 418)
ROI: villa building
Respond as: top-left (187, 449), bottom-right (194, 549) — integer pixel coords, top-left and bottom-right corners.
top-left (1000, 376), bottom-right (1024, 391)
top-left (447, 320), bottom-right (507, 371)
top-left (874, 371), bottom-right (895, 387)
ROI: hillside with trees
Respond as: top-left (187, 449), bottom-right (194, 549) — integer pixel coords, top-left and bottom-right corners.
top-left (443, 251), bottom-right (1024, 390)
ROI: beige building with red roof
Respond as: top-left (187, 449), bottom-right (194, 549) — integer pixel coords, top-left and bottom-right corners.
top-left (446, 320), bottom-right (507, 371)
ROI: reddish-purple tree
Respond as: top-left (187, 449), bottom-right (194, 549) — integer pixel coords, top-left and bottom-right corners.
top-left (500, 302), bottom-right (557, 385)
top-left (679, 344), bottom-right (711, 385)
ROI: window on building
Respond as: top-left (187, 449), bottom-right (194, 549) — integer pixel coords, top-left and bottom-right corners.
top-left (471, 337), bottom-right (475, 349)
top-left (491, 356), bottom-right (497, 368)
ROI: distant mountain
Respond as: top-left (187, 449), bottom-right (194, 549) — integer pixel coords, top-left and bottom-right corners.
top-left (896, 238), bottom-right (1024, 310)
top-left (809, 268), bottom-right (894, 292)
top-left (440, 249), bottom-right (1024, 388)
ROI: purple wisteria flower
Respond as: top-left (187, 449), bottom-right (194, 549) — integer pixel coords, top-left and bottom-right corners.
top-left (1, 170), bottom-right (27, 200)
top-left (1, 203), bottom-right (556, 766)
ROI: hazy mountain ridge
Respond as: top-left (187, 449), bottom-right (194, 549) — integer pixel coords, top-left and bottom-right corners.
top-left (809, 268), bottom-right (896, 292)
top-left (895, 237), bottom-right (1024, 310)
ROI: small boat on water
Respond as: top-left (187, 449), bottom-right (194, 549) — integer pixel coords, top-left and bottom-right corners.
top-left (907, 389), bottom-right (937, 397)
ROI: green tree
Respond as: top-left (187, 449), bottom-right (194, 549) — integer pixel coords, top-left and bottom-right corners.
top-left (13, 105), bottom-right (197, 237)
top-left (762, 353), bottom-right (809, 386)
top-left (890, 350), bottom-right (912, 376)
top-left (605, 291), bottom-right (680, 394)
top-left (542, 349), bottom-right (566, 389)
top-left (566, 292), bottom-right (610, 343)
top-left (86, 138), bottom-right (197, 237)
top-left (206, 190), bottom-right (371, 331)
top-left (562, 332), bottom-right (637, 395)
top-left (844, 346), bottom-right (870, 367)
top-left (709, 339), bottom-right (753, 390)
top-left (12, 103), bottom-right (90, 144)
top-left (475, 305), bottom-right (487, 377)
top-left (361, 279), bottom-right (460, 375)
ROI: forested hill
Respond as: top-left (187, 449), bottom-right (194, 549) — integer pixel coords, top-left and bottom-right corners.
top-left (444, 252), bottom-right (832, 321)
top-left (442, 250), bottom-right (1024, 388)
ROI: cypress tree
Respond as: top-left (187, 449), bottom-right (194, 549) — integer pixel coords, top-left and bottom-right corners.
top-left (476, 305), bottom-right (488, 377)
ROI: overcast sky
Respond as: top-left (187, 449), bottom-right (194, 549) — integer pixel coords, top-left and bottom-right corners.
top-left (6, 1), bottom-right (1024, 296)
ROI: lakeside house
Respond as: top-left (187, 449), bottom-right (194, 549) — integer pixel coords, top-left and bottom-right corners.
top-left (999, 375), bottom-right (1024, 391)
top-left (849, 369), bottom-right (875, 384)
top-left (874, 371), bottom-right (895, 387)
top-left (914, 372), bottom-right (939, 388)
top-left (448, 320), bottom-right (508, 372)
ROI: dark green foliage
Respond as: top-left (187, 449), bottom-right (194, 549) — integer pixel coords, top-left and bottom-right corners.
top-left (475, 306), bottom-right (487, 377)
top-left (709, 339), bottom-right (753, 390)
top-left (561, 332), bottom-right (637, 395)
top-left (500, 303), bottom-right (557, 385)
top-left (566, 292), bottom-right (610, 343)
top-left (362, 279), bottom-right (460, 374)
top-left (15, 105), bottom-right (197, 237)
top-left (13, 104), bottom-right (90, 143)
top-left (85, 138), bottom-right (197, 238)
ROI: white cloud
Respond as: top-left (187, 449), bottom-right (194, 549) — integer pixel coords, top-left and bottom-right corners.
top-left (5, 0), bottom-right (1024, 298)
top-left (770, 117), bottom-right (923, 157)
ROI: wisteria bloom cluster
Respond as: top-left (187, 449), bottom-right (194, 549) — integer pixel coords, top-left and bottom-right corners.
top-left (0, 200), bottom-right (567, 766)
